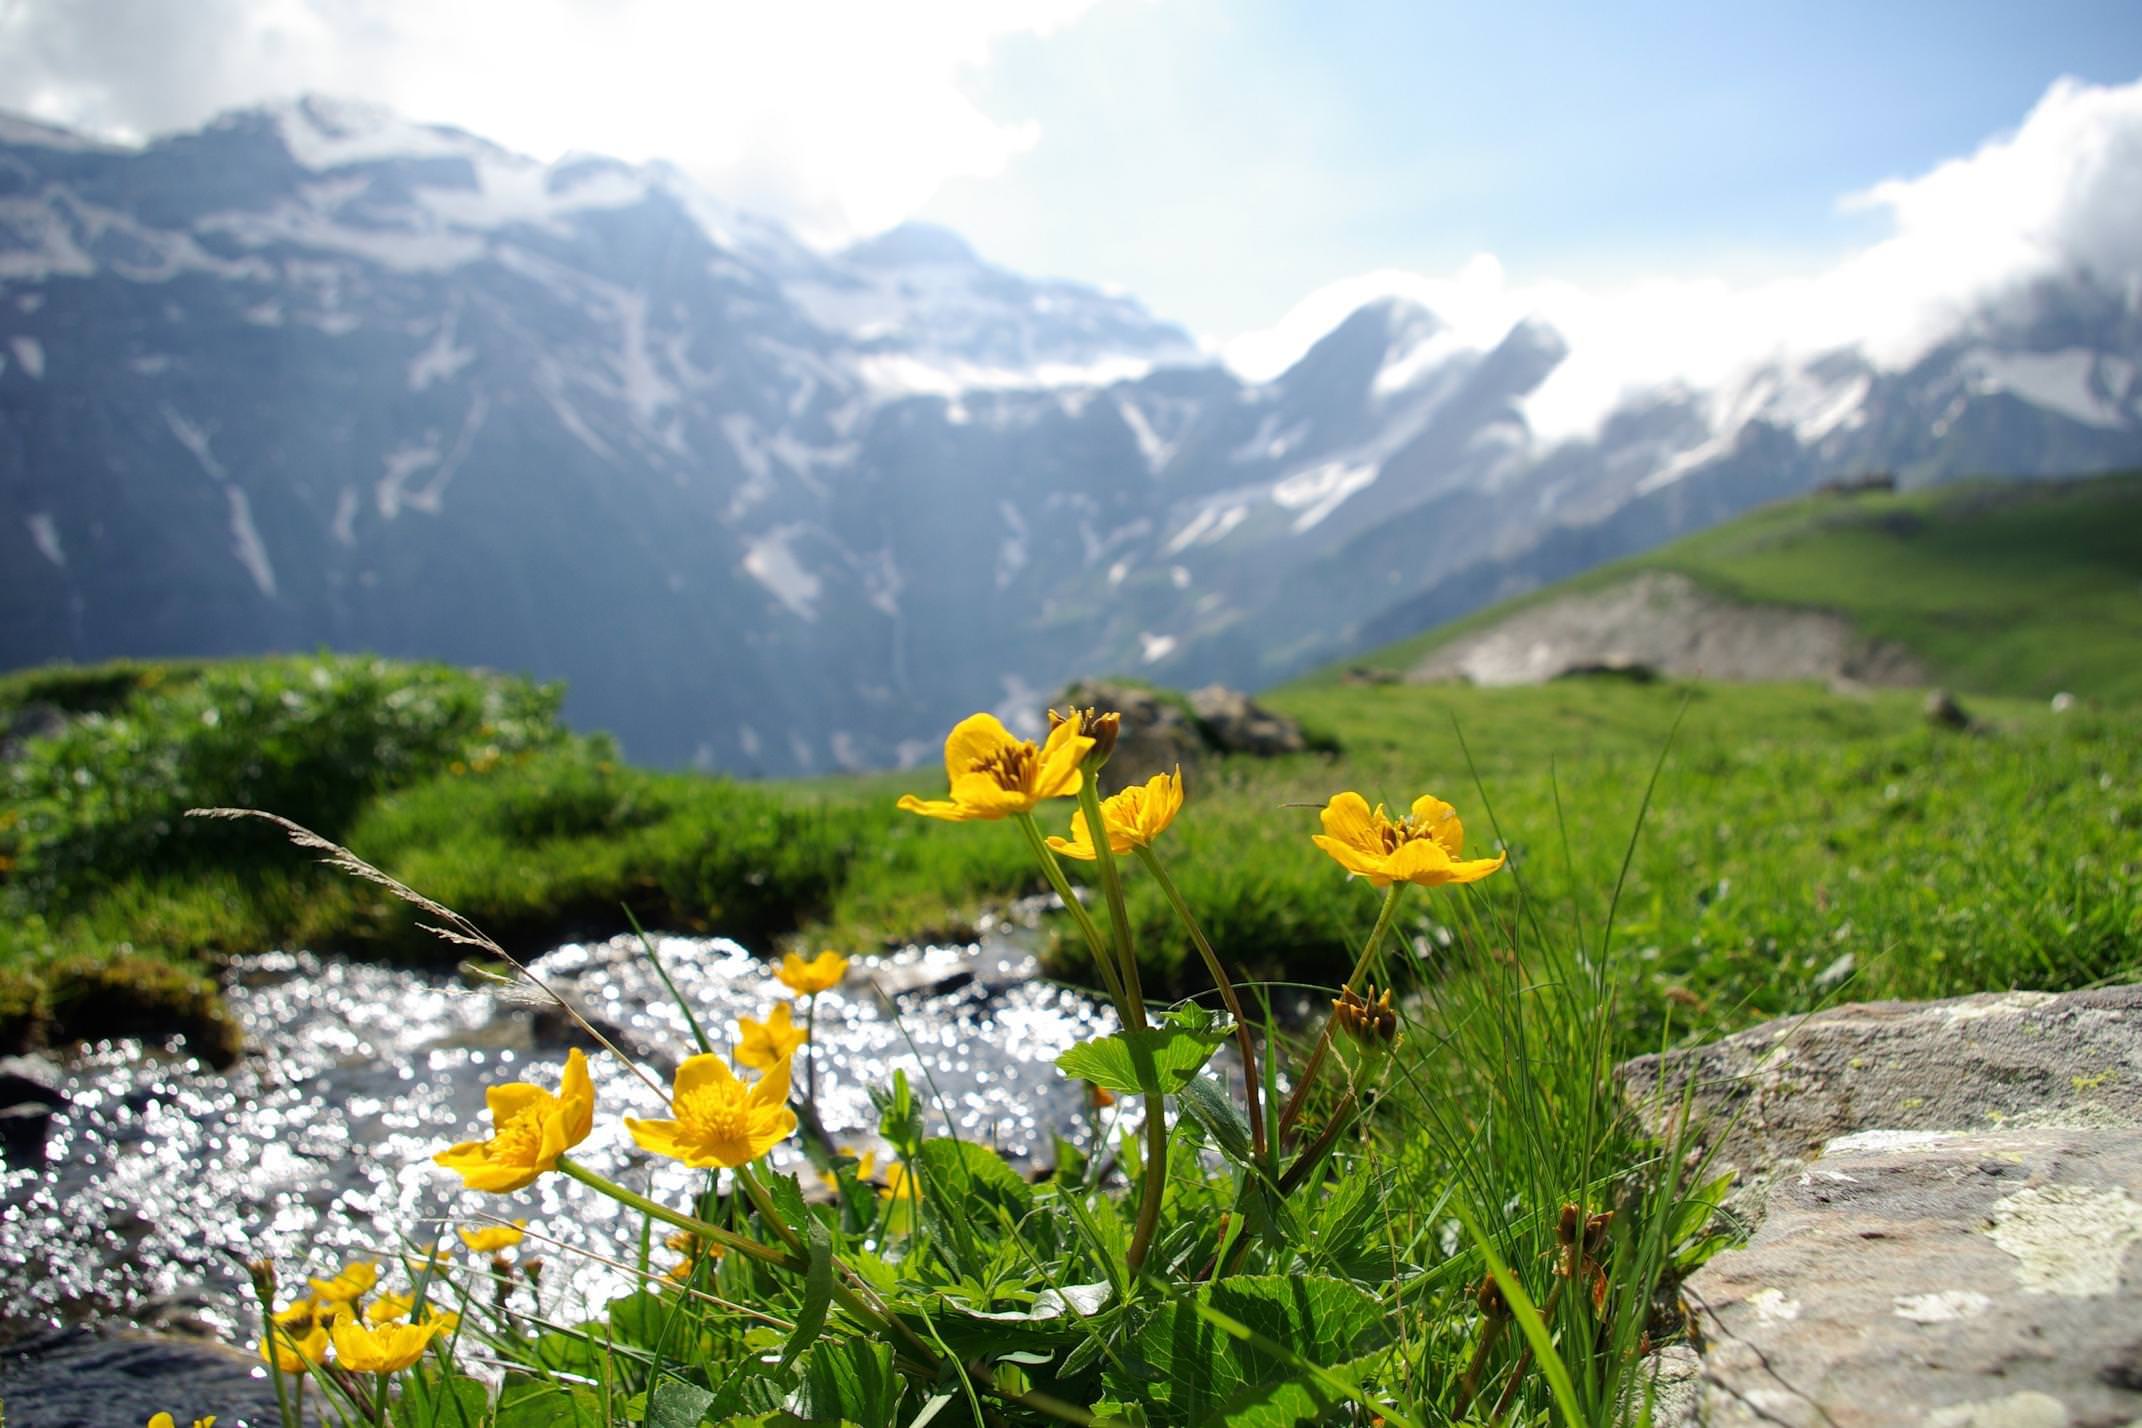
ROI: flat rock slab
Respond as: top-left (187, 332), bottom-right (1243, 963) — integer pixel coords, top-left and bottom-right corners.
top-left (0, 1326), bottom-right (289, 1426)
top-left (1682, 1126), bottom-right (2142, 1427)
top-left (1621, 985), bottom-right (2142, 1177)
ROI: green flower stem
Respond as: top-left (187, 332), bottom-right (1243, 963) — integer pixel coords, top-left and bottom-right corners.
top-left (252, 1280), bottom-right (298, 1428)
top-left (1073, 773), bottom-right (1169, 1275)
top-left (1073, 773), bottom-right (1146, 1023)
top-left (556, 1156), bottom-right (800, 1271)
top-left (1014, 812), bottom-right (1126, 1008)
top-left (1276, 883), bottom-right (1405, 1145)
top-left (1135, 845), bottom-right (1268, 1163)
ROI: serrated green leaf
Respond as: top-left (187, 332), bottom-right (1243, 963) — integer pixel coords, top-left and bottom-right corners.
top-left (1057, 1007), bottom-right (1233, 1095)
top-left (1104, 1275), bottom-right (1387, 1419)
top-left (916, 1137), bottom-right (1034, 1217)
top-left (799, 1337), bottom-right (900, 1424)
top-left (645, 1377), bottom-right (718, 1428)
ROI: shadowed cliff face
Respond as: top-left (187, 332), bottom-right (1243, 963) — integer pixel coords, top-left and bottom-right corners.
top-left (4, 102), bottom-right (2140, 771)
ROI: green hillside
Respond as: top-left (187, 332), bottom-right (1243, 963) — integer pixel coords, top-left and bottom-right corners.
top-left (1330, 471), bottom-right (2142, 702)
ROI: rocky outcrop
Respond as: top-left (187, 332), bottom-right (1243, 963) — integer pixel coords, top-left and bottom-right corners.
top-left (1188, 685), bottom-right (1309, 757)
top-left (0, 1327), bottom-right (287, 1426)
top-left (1046, 679), bottom-right (1316, 791)
top-left (1407, 571), bottom-right (1928, 688)
top-left (1626, 985), bottom-right (2142, 1426)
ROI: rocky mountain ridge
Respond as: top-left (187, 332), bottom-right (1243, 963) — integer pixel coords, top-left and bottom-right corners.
top-left (4, 97), bottom-right (2139, 770)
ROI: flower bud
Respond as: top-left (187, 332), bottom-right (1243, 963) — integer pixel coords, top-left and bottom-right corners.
top-left (247, 1257), bottom-right (278, 1299)
top-left (1330, 985), bottom-right (1399, 1085)
top-left (1331, 985), bottom-right (1398, 1045)
top-left (1048, 706), bottom-right (1120, 765)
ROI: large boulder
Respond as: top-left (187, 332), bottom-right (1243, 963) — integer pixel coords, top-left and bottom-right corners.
top-left (1045, 679), bottom-right (1208, 792)
top-left (1188, 684), bottom-right (1309, 757)
top-left (1046, 679), bottom-right (1315, 791)
top-left (1623, 985), bottom-right (2142, 1426)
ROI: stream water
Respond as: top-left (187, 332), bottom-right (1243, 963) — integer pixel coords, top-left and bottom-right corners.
top-left (0, 909), bottom-right (1117, 1352)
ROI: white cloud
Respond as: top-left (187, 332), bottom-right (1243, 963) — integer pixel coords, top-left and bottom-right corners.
top-left (1224, 74), bottom-right (2142, 443)
top-left (0, 0), bottom-right (1105, 241)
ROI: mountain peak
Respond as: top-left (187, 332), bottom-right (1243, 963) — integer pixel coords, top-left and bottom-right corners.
top-left (840, 222), bottom-right (981, 269)
top-left (209, 94), bottom-right (503, 172)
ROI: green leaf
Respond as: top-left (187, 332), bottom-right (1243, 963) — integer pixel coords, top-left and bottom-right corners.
top-left (799, 1337), bottom-right (900, 1424)
top-left (1056, 1007), bottom-right (1233, 1095)
top-left (391, 1368), bottom-right (488, 1428)
top-left (496, 1380), bottom-right (605, 1428)
top-left (780, 1216), bottom-right (836, 1370)
top-left (1175, 1073), bottom-right (1253, 1166)
top-left (916, 1137), bottom-right (1034, 1218)
top-left (1104, 1275), bottom-right (1386, 1420)
top-left (645, 1377), bottom-right (718, 1428)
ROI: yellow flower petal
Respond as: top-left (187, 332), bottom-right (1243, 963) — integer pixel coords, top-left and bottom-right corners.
top-left (433, 1048), bottom-right (594, 1194)
top-left (331, 1315), bottom-right (442, 1374)
top-left (630, 1052), bottom-right (797, 1169)
top-left (736, 1002), bottom-right (809, 1070)
top-left (900, 713), bottom-right (1093, 822)
top-left (1312, 791), bottom-right (1504, 891)
top-left (456, 1219), bottom-right (528, 1254)
top-left (774, 950), bottom-right (848, 995)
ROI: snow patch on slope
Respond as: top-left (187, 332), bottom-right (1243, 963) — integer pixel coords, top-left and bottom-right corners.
top-left (742, 525), bottom-right (823, 620)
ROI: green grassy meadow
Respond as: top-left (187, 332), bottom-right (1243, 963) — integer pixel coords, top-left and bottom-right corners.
top-left (2, 474), bottom-right (2138, 1061)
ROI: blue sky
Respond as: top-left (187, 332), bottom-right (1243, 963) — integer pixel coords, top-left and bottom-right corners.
top-left (928, 0), bottom-right (2142, 334)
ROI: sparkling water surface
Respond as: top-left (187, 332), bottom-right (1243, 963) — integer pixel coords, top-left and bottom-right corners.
top-left (0, 913), bottom-right (1116, 1343)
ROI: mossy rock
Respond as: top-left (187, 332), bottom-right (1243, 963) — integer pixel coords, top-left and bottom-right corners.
top-left (41, 953), bottom-right (241, 1067)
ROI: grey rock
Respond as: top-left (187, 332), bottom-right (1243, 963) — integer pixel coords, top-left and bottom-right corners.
top-left (1620, 984), bottom-right (2142, 1179)
top-left (0, 1325), bottom-right (291, 1426)
top-left (1048, 679), bottom-right (1206, 792)
top-left (0, 1055), bottom-right (67, 1169)
top-left (1679, 1127), bottom-right (2142, 1427)
top-left (1925, 688), bottom-right (1977, 731)
top-left (1187, 684), bottom-right (1310, 757)
top-left (1624, 984), bottom-right (2142, 1427)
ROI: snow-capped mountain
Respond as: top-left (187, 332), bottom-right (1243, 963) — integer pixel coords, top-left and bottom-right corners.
top-left (3, 99), bottom-right (2138, 771)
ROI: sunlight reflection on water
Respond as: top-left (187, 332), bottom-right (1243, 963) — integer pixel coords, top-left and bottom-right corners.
top-left (0, 914), bottom-right (1116, 1341)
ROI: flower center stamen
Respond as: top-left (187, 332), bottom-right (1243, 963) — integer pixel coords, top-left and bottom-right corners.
top-left (679, 1092), bottom-right (751, 1146)
top-left (974, 743), bottom-right (1037, 792)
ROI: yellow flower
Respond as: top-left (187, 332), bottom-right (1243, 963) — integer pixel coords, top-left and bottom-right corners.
top-left (272, 1296), bottom-right (322, 1328)
top-left (365, 1291), bottom-right (414, 1326)
top-left (1311, 792), bottom-right (1507, 889)
top-left (820, 1146), bottom-right (878, 1192)
top-left (737, 1002), bottom-right (809, 1069)
top-left (456, 1219), bottom-right (528, 1254)
top-left (896, 712), bottom-right (1094, 822)
top-left (434, 1048), bottom-right (595, 1193)
top-left (625, 1053), bottom-right (797, 1169)
top-left (259, 1320), bottom-right (329, 1372)
top-left (330, 1313), bottom-right (443, 1374)
top-left (306, 1259), bottom-right (378, 1305)
top-left (880, 1161), bottom-right (922, 1202)
top-left (774, 949), bottom-right (848, 996)
top-left (146, 1416), bottom-right (215, 1428)
top-left (1047, 767), bottom-right (1184, 860)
